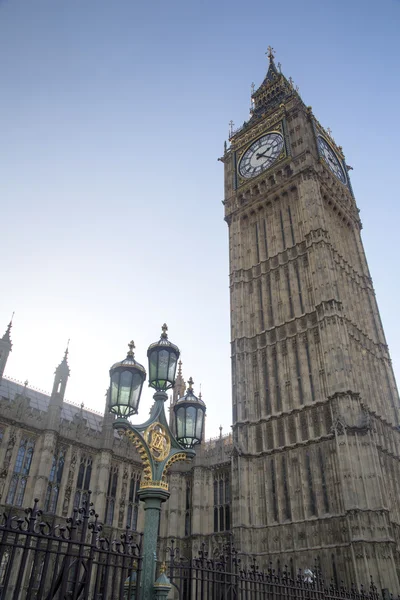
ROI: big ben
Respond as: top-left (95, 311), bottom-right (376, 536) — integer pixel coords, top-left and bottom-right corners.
top-left (222, 48), bottom-right (400, 591)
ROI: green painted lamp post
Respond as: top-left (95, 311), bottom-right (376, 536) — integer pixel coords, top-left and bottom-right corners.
top-left (109, 324), bottom-right (206, 600)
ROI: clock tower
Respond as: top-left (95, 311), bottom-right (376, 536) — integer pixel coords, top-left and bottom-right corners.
top-left (222, 48), bottom-right (400, 591)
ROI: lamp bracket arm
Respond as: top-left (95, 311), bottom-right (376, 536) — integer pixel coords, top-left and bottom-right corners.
top-left (125, 427), bottom-right (154, 480)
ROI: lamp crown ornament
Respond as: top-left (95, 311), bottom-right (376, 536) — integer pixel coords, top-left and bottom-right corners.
top-left (127, 340), bottom-right (135, 356)
top-left (187, 376), bottom-right (194, 392)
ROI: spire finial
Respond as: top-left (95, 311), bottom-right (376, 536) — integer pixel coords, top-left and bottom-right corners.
top-left (64, 339), bottom-right (70, 360)
top-left (2, 312), bottom-right (14, 343)
top-left (187, 376), bottom-right (194, 391)
top-left (127, 340), bottom-right (135, 357)
top-left (177, 360), bottom-right (182, 377)
top-left (161, 323), bottom-right (168, 339)
top-left (266, 45), bottom-right (275, 63)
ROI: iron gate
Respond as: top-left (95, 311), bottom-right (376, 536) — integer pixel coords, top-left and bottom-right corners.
top-left (0, 493), bottom-right (142, 599)
top-left (166, 540), bottom-right (388, 600)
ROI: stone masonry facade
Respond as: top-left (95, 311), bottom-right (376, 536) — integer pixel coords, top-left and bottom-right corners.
top-left (222, 51), bottom-right (400, 592)
top-left (0, 52), bottom-right (399, 595)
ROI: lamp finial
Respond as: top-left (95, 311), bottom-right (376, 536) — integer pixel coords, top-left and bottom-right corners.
top-left (161, 323), bottom-right (168, 339)
top-left (128, 340), bottom-right (135, 357)
top-left (160, 562), bottom-right (167, 575)
top-left (187, 376), bottom-right (194, 391)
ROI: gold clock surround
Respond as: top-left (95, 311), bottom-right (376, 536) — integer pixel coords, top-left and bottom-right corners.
top-left (236, 121), bottom-right (287, 186)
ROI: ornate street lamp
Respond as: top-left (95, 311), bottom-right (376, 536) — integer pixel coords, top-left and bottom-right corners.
top-left (147, 323), bottom-right (180, 392)
top-left (174, 377), bottom-right (206, 448)
top-left (109, 341), bottom-right (146, 418)
top-left (109, 325), bottom-right (206, 600)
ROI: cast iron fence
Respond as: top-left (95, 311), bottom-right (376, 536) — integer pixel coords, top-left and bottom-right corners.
top-left (166, 539), bottom-right (396, 600)
top-left (0, 493), bottom-right (141, 599)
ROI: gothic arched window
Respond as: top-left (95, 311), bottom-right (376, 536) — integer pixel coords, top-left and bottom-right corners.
top-left (6, 437), bottom-right (35, 506)
top-left (0, 551), bottom-right (10, 590)
top-left (184, 478), bottom-right (191, 537)
top-left (126, 471), bottom-right (140, 531)
top-left (105, 465), bottom-right (119, 526)
top-left (74, 454), bottom-right (92, 509)
top-left (45, 448), bottom-right (65, 513)
top-left (213, 471), bottom-right (231, 533)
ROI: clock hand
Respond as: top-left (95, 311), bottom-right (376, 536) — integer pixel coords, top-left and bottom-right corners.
top-left (256, 147), bottom-right (272, 159)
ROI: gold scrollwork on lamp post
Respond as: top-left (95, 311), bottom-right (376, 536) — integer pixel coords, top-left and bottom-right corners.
top-left (144, 422), bottom-right (171, 462)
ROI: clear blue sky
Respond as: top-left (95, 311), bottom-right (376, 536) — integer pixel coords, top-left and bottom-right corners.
top-left (1, 0), bottom-right (399, 436)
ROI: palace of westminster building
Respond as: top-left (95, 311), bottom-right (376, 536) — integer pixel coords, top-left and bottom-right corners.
top-left (0, 49), bottom-right (399, 593)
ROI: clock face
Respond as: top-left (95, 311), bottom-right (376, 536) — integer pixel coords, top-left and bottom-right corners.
top-left (317, 136), bottom-right (346, 184)
top-left (239, 132), bottom-right (284, 179)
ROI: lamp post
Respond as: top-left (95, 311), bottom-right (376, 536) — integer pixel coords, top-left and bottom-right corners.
top-left (109, 325), bottom-right (206, 600)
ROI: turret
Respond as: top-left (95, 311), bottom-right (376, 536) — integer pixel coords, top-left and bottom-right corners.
top-left (101, 388), bottom-right (116, 450)
top-left (0, 317), bottom-right (13, 382)
top-left (169, 360), bottom-right (185, 433)
top-left (51, 343), bottom-right (70, 401)
top-left (173, 360), bottom-right (185, 401)
top-left (46, 343), bottom-right (70, 431)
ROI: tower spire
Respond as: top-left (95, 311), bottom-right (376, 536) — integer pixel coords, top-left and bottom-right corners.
top-left (2, 312), bottom-right (14, 344)
top-left (245, 46), bottom-right (298, 122)
top-left (261, 44), bottom-right (279, 84)
top-left (64, 338), bottom-right (70, 360)
top-left (46, 342), bottom-right (70, 431)
top-left (0, 314), bottom-right (14, 382)
top-left (170, 359), bottom-right (186, 433)
top-left (51, 341), bottom-right (70, 399)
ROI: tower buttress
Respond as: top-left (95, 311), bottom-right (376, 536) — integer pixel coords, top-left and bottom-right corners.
top-left (0, 318), bottom-right (13, 382)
